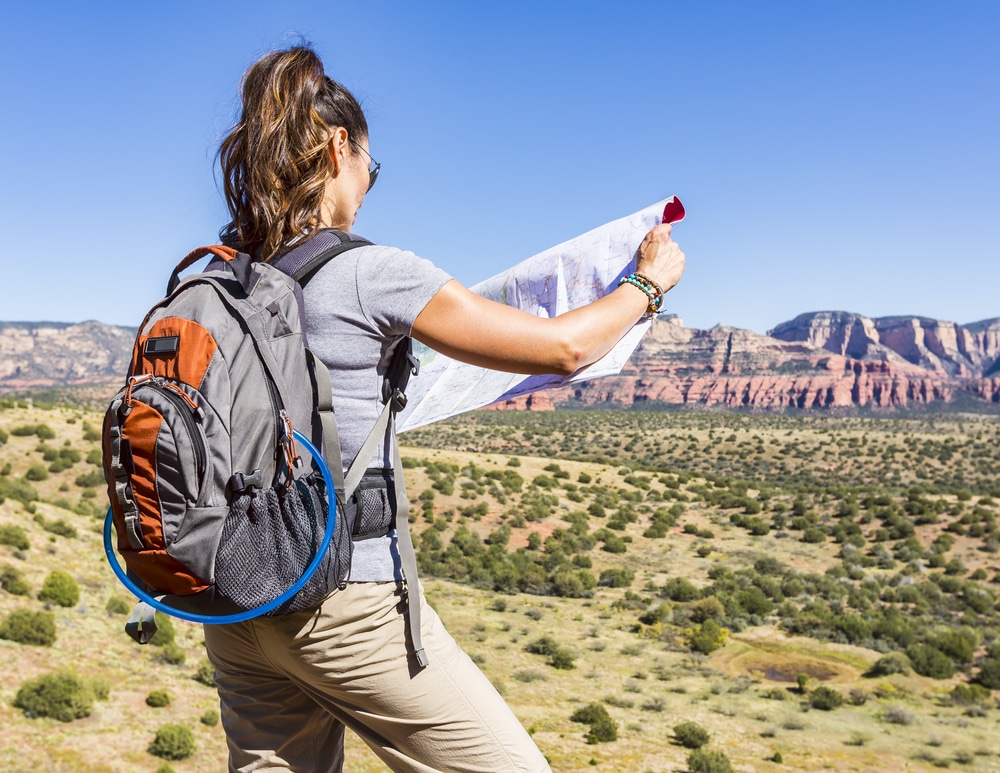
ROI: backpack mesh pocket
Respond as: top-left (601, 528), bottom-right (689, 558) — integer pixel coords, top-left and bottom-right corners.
top-left (351, 470), bottom-right (395, 540)
top-left (214, 475), bottom-right (348, 613)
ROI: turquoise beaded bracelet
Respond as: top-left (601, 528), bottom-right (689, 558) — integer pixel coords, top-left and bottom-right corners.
top-left (618, 272), bottom-right (664, 317)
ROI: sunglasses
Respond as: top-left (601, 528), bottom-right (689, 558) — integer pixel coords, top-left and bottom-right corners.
top-left (351, 140), bottom-right (380, 192)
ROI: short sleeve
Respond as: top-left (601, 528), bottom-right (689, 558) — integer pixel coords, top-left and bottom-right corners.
top-left (355, 247), bottom-right (453, 337)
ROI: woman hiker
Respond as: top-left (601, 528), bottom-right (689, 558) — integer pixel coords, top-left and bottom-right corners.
top-left (204, 44), bottom-right (685, 773)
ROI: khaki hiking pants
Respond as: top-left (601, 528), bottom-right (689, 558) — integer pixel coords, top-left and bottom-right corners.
top-left (204, 581), bottom-right (551, 773)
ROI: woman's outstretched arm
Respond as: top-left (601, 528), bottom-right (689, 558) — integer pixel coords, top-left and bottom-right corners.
top-left (411, 223), bottom-right (685, 376)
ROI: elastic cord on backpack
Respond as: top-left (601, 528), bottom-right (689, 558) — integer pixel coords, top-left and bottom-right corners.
top-left (103, 429), bottom-right (337, 625)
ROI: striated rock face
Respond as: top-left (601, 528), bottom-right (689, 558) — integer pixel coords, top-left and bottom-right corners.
top-left (542, 312), bottom-right (1000, 411)
top-left (0, 321), bottom-right (135, 390)
top-left (770, 312), bottom-right (1000, 378)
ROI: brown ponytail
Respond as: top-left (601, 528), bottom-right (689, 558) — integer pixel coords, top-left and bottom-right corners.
top-left (218, 46), bottom-right (368, 260)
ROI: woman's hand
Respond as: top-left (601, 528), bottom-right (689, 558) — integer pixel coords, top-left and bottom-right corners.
top-left (635, 224), bottom-right (685, 294)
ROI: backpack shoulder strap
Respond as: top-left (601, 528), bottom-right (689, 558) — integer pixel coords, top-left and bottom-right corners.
top-left (271, 229), bottom-right (373, 287)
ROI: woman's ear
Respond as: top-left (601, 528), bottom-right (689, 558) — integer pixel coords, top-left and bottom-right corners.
top-left (327, 126), bottom-right (350, 174)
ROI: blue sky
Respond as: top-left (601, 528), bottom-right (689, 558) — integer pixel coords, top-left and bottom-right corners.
top-left (1, 1), bottom-right (996, 333)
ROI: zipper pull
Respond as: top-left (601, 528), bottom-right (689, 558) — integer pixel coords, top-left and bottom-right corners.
top-left (123, 373), bottom-right (155, 408)
top-left (278, 410), bottom-right (302, 473)
top-left (164, 381), bottom-right (204, 420)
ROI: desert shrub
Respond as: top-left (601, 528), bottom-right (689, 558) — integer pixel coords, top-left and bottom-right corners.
top-left (801, 527), bottom-right (826, 543)
top-left (146, 690), bottom-right (171, 708)
top-left (809, 685), bottom-right (844, 710)
top-left (689, 596), bottom-right (726, 623)
top-left (906, 644), bottom-right (955, 679)
top-left (882, 705), bottom-right (915, 725)
top-left (0, 524), bottom-right (30, 550)
top-left (687, 748), bottom-right (733, 773)
top-left (161, 643), bottom-right (186, 665)
top-left (549, 649), bottom-right (576, 670)
top-left (13, 670), bottom-right (94, 721)
top-left (1, 565), bottom-right (31, 595)
top-left (974, 658), bottom-right (1000, 689)
top-left (74, 469), bottom-right (105, 488)
top-left (106, 595), bottom-right (131, 615)
top-left (25, 463), bottom-right (49, 482)
top-left (194, 659), bottom-right (216, 687)
top-left (149, 724), bottom-right (196, 760)
top-left (673, 720), bottom-right (710, 749)
top-left (662, 576), bottom-right (700, 602)
top-left (950, 683), bottom-right (991, 705)
top-left (149, 610), bottom-right (176, 647)
top-left (0, 477), bottom-right (38, 506)
top-left (35, 424), bottom-right (56, 440)
top-left (200, 709), bottom-right (220, 726)
top-left (848, 688), bottom-right (869, 706)
top-left (38, 570), bottom-right (80, 607)
top-left (570, 703), bottom-right (617, 743)
top-left (37, 517), bottom-right (77, 539)
top-left (0, 427), bottom-right (7, 444)
top-left (598, 567), bottom-right (635, 588)
top-left (0, 609), bottom-right (56, 645)
top-left (867, 651), bottom-right (912, 677)
top-left (687, 620), bottom-right (728, 655)
top-left (155, 765), bottom-right (176, 773)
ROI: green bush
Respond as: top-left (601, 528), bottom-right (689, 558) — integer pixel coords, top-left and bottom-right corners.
top-left (106, 595), bottom-right (131, 615)
top-left (1, 565), bottom-right (31, 595)
top-left (161, 643), bottom-right (186, 666)
top-left (950, 683), bottom-right (991, 705)
top-left (808, 685), bottom-right (844, 710)
top-left (149, 611), bottom-right (176, 647)
top-left (200, 709), bottom-right (220, 726)
top-left (146, 690), bottom-right (171, 708)
top-left (867, 651), bottom-right (911, 677)
top-left (0, 609), bottom-right (56, 645)
top-left (148, 724), bottom-right (196, 760)
top-left (35, 424), bottom-right (56, 440)
top-left (570, 703), bottom-right (617, 743)
top-left (24, 463), bottom-right (49, 482)
top-left (688, 620), bottom-right (728, 655)
top-left (975, 658), bottom-right (1000, 690)
top-left (38, 570), bottom-right (80, 607)
top-left (194, 659), bottom-right (216, 687)
top-left (14, 670), bottom-right (94, 721)
top-left (37, 517), bottom-right (77, 539)
top-left (673, 720), bottom-right (710, 749)
top-left (687, 749), bottom-right (734, 773)
top-left (155, 765), bottom-right (176, 773)
top-left (906, 644), bottom-right (955, 679)
top-left (0, 524), bottom-right (30, 550)
top-left (74, 470), bottom-right (105, 488)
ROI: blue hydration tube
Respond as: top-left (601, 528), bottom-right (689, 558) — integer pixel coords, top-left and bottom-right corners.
top-left (103, 428), bottom-right (336, 625)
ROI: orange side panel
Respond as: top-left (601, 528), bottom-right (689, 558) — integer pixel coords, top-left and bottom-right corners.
top-left (123, 402), bottom-right (167, 550)
top-left (132, 317), bottom-right (218, 390)
top-left (122, 549), bottom-right (210, 597)
top-left (119, 402), bottom-right (210, 595)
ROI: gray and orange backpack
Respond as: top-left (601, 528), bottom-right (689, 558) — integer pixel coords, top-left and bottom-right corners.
top-left (101, 231), bottom-right (428, 666)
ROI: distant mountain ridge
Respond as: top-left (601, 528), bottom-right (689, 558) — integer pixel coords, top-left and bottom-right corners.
top-left (500, 312), bottom-right (1000, 411)
top-left (1, 314), bottom-right (998, 410)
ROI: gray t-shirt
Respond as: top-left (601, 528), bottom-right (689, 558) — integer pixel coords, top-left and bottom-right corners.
top-left (302, 243), bottom-right (451, 581)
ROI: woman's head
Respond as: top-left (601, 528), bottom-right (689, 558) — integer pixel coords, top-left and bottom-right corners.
top-left (218, 45), bottom-right (371, 260)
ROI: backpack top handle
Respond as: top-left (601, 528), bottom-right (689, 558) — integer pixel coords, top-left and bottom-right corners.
top-left (166, 245), bottom-right (255, 296)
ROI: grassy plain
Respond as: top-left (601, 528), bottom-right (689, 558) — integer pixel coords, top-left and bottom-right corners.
top-left (0, 400), bottom-right (999, 772)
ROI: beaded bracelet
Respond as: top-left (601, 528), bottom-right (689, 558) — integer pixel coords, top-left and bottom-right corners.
top-left (617, 272), bottom-right (664, 317)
